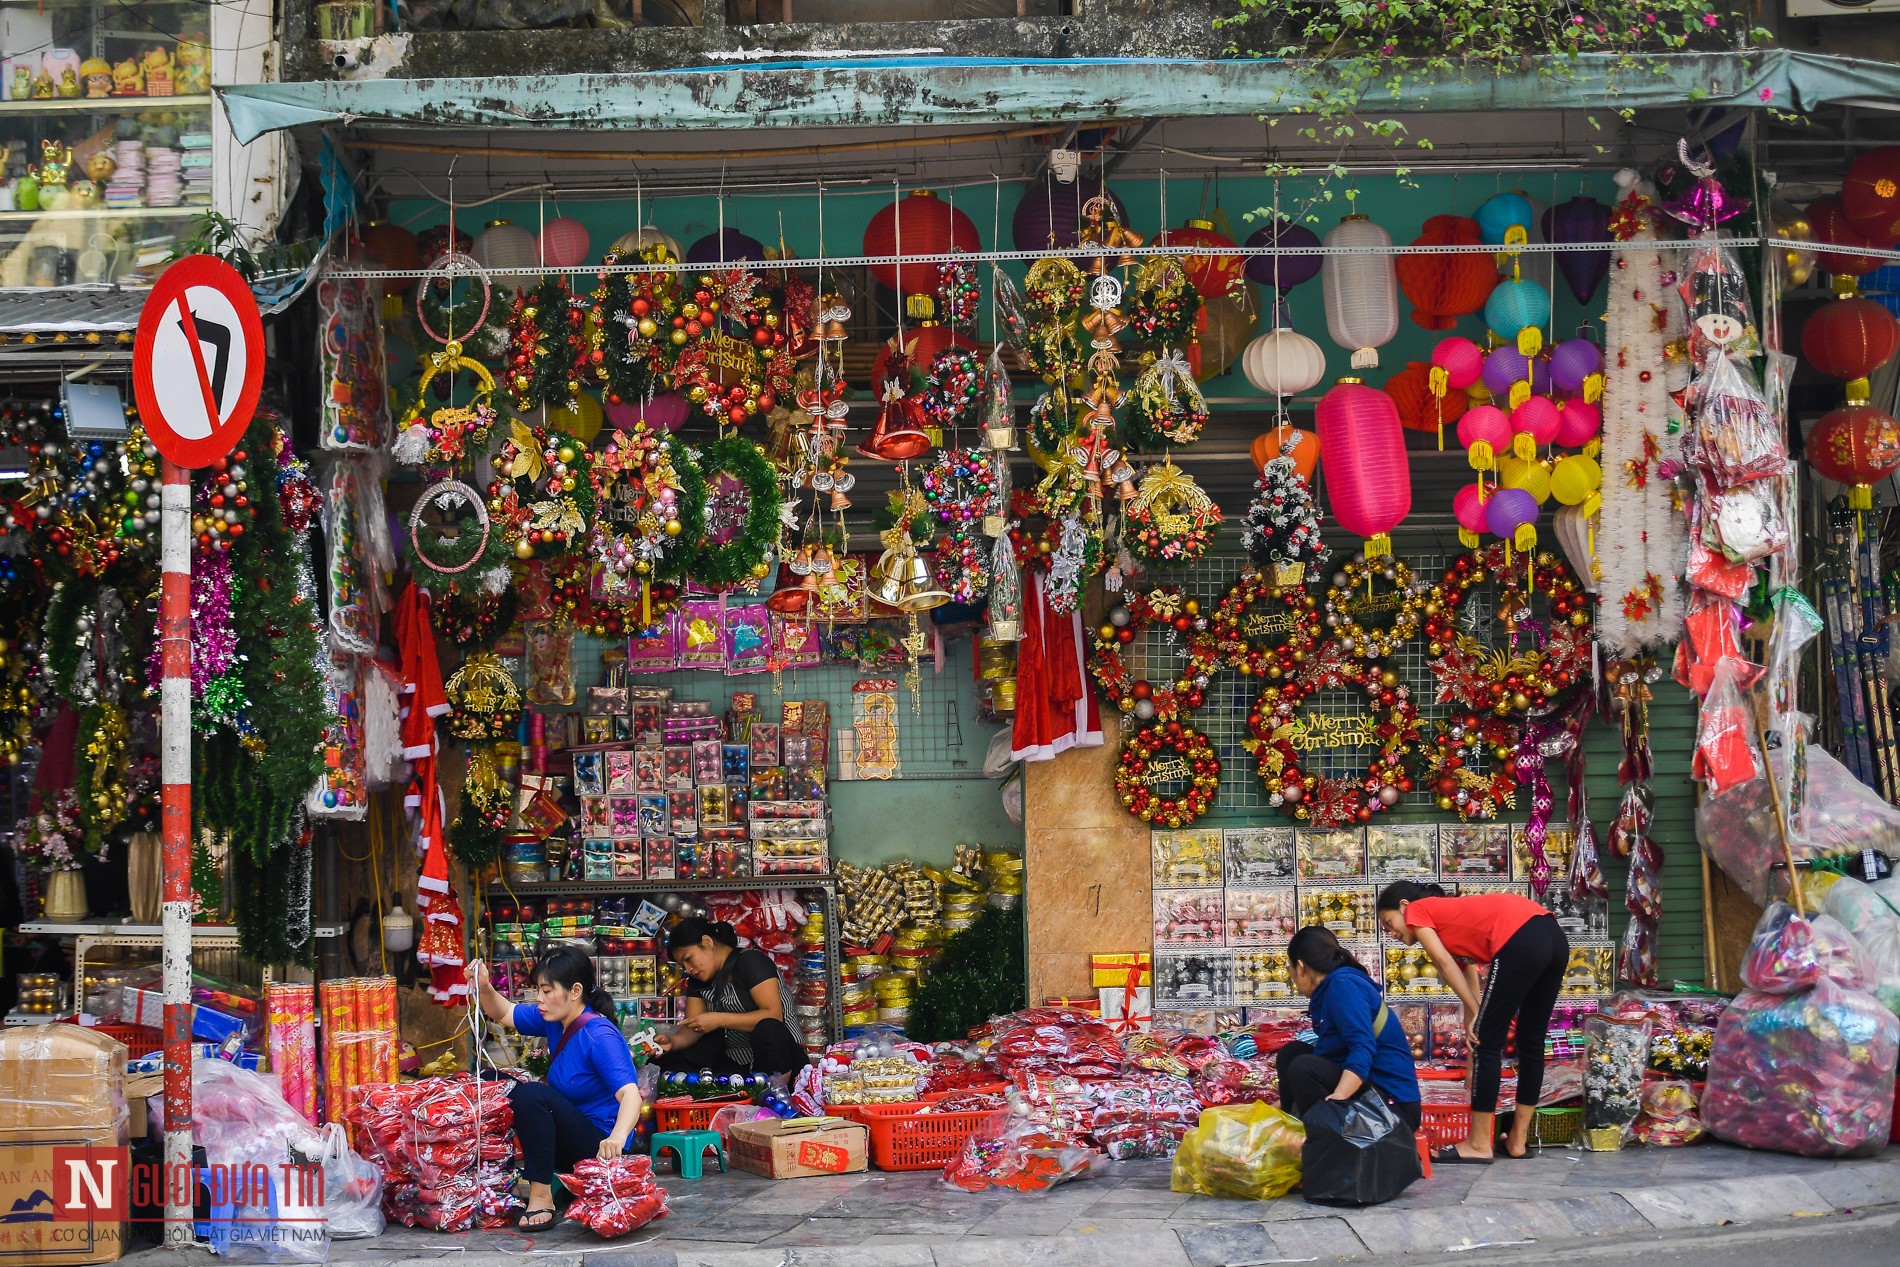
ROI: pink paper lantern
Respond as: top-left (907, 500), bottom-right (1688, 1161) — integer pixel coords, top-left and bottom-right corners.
top-left (1457, 404), bottom-right (1512, 469)
top-left (1510, 396), bottom-right (1562, 446)
top-left (602, 392), bottom-right (691, 435)
top-left (1485, 486), bottom-right (1539, 549)
top-left (1452, 483), bottom-right (1490, 534)
top-left (539, 217), bottom-right (592, 269)
top-left (1555, 399), bottom-right (1602, 448)
top-left (1431, 336), bottom-right (1485, 392)
top-left (1317, 378), bottom-right (1411, 551)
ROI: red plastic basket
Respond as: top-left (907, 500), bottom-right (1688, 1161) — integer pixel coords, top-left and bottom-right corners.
top-left (57, 1018), bottom-right (162, 1058)
top-left (858, 1100), bottom-right (1009, 1171)
top-left (654, 1095), bottom-right (746, 1133)
top-left (1419, 1103), bottom-right (1471, 1149)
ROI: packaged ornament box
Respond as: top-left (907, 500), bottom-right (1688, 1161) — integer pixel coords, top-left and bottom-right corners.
top-left (1299, 885), bottom-right (1377, 938)
top-left (1513, 822), bottom-right (1577, 882)
top-left (1563, 945), bottom-right (1616, 997)
top-left (1233, 950), bottom-right (1294, 1004)
top-left (1439, 822), bottom-right (1511, 879)
top-left (1544, 887), bottom-right (1612, 941)
top-left (1224, 888), bottom-right (1298, 946)
top-left (1154, 890), bottom-right (1228, 947)
top-left (1367, 824), bottom-right (1438, 881)
top-left (1384, 945), bottom-right (1452, 998)
top-left (1154, 952), bottom-right (1235, 1007)
top-left (1223, 827), bottom-right (1296, 885)
top-left (1296, 828), bottom-right (1367, 881)
top-left (1152, 828), bottom-right (1224, 888)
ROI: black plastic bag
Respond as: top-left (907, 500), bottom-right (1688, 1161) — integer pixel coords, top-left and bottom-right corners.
top-left (1298, 1092), bottom-right (1421, 1206)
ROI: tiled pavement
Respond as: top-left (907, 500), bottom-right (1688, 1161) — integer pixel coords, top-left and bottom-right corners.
top-left (120, 1141), bottom-right (1900, 1267)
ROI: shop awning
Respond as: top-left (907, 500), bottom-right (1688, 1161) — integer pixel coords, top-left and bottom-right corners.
top-left (217, 49), bottom-right (1900, 144)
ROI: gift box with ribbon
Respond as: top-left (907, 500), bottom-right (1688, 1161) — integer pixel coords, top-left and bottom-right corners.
top-left (1098, 984), bottom-right (1153, 1035)
top-left (1043, 995), bottom-right (1103, 1016)
top-left (1090, 952), bottom-right (1152, 988)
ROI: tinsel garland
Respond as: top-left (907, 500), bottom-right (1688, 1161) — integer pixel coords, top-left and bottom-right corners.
top-left (74, 700), bottom-right (129, 853)
top-left (146, 548), bottom-right (241, 710)
top-left (39, 579), bottom-right (88, 702)
top-left (685, 436), bottom-right (783, 589)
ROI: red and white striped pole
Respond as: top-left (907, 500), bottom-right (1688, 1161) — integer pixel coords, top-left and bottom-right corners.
top-left (159, 457), bottom-right (193, 1244)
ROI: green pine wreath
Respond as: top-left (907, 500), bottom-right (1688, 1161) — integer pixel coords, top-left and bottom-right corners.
top-left (686, 435), bottom-right (783, 590)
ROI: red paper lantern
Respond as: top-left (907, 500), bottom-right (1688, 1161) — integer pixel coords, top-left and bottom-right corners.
top-left (1159, 219), bottom-right (1243, 301)
top-left (1384, 361), bottom-right (1470, 434)
top-left (1809, 402), bottom-right (1900, 508)
top-left (871, 324), bottom-right (977, 389)
top-left (1395, 215), bottom-right (1498, 331)
top-left (359, 221), bottom-right (418, 299)
top-left (862, 190), bottom-right (981, 297)
top-left (1807, 196), bottom-right (1884, 278)
top-left (1842, 146), bottom-right (1900, 245)
top-left (1250, 424), bottom-right (1319, 484)
top-left (1317, 378), bottom-right (1412, 552)
top-left (538, 217), bottom-right (592, 269)
top-left (1799, 296), bottom-right (1900, 385)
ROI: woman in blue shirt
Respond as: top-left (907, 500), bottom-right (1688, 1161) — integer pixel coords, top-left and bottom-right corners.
top-left (472, 946), bottom-right (642, 1232)
top-left (1274, 926), bottom-right (1422, 1131)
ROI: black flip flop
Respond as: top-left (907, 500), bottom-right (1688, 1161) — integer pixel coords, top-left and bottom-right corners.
top-left (517, 1207), bottom-right (560, 1232)
top-left (1431, 1146), bottom-right (1495, 1166)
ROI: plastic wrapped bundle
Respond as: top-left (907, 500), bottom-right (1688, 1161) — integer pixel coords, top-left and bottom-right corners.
top-left (1169, 1101), bottom-right (1305, 1201)
top-left (942, 1094), bottom-right (1097, 1193)
top-left (1632, 1080), bottom-right (1705, 1147)
top-left (1580, 1015), bottom-right (1650, 1150)
top-left (557, 1156), bottom-right (670, 1237)
top-left (1701, 903), bottom-right (1900, 1157)
top-left (1083, 1073), bottom-right (1203, 1160)
top-left (1821, 876), bottom-right (1900, 1016)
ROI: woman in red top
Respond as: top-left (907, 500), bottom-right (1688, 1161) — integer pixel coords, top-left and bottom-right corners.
top-left (1376, 881), bottom-right (1568, 1163)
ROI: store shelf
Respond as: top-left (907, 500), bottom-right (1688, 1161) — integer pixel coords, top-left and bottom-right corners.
top-left (0, 205), bottom-right (202, 225)
top-left (21, 920), bottom-right (347, 938)
top-left (0, 94), bottom-right (211, 116)
top-left (3, 1009), bottom-right (60, 1026)
top-left (488, 876), bottom-right (837, 895)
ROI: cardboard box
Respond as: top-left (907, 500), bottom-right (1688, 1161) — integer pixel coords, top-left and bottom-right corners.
top-left (124, 1073), bottom-right (162, 1141)
top-left (726, 1118), bottom-right (868, 1179)
top-left (0, 1025), bottom-right (129, 1264)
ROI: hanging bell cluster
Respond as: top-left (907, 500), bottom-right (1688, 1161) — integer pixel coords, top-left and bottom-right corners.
top-left (867, 543), bottom-right (951, 612)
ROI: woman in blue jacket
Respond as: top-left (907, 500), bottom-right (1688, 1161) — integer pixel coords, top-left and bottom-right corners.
top-left (1274, 926), bottom-right (1422, 1130)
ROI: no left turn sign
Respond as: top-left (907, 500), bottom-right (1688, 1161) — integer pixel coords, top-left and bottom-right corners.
top-left (133, 255), bottom-right (265, 469)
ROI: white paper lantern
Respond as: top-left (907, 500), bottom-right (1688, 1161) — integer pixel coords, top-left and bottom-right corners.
top-left (1321, 214), bottom-right (1398, 370)
top-left (473, 218), bottom-right (539, 282)
top-left (609, 225), bottom-right (682, 264)
top-left (1241, 328), bottom-right (1326, 398)
top-left (1553, 503), bottom-right (1599, 593)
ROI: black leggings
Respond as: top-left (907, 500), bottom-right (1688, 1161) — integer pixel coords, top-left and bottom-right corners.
top-left (654, 1018), bottom-right (808, 1078)
top-left (1275, 1041), bottom-right (1422, 1133)
top-left (505, 1079), bottom-right (606, 1186)
top-left (1472, 914), bottom-right (1568, 1115)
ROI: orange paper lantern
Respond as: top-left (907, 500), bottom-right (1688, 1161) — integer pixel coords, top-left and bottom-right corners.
top-left (863, 190), bottom-right (981, 297)
top-left (359, 221), bottom-right (419, 299)
top-left (1251, 425), bottom-right (1319, 485)
top-left (1384, 361), bottom-right (1471, 434)
top-left (1395, 215), bottom-right (1498, 331)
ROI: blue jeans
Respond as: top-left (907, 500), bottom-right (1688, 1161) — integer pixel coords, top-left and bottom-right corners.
top-left (505, 1078), bottom-right (605, 1185)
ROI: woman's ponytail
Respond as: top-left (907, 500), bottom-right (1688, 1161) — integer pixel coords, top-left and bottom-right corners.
top-left (1375, 880), bottom-right (1448, 912)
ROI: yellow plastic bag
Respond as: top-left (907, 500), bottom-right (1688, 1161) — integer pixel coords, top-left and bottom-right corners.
top-left (1170, 1101), bottom-right (1305, 1200)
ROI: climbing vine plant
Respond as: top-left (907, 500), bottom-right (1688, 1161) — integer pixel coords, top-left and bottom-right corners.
top-left (1221, 1), bottom-right (1777, 185)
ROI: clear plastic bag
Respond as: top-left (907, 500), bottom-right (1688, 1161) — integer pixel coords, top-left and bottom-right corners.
top-left (1579, 1015), bottom-right (1650, 1151)
top-left (192, 1062), bottom-right (331, 1262)
top-left (1822, 876), bottom-right (1900, 1015)
top-left (1686, 351), bottom-right (1781, 487)
top-left (1631, 1079), bottom-right (1705, 1147)
top-left (1693, 656), bottom-right (1764, 797)
top-left (1698, 744), bottom-right (1900, 906)
top-left (942, 1094), bottom-right (1098, 1193)
top-left (306, 1123), bottom-right (383, 1240)
top-left (1811, 913), bottom-right (1874, 991)
top-left (1169, 1102), bottom-right (1305, 1201)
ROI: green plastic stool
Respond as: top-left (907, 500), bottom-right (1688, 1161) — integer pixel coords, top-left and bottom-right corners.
top-left (650, 1129), bottom-right (726, 1180)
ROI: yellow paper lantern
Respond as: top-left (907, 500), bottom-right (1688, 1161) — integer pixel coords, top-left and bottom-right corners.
top-left (549, 390), bottom-right (604, 444)
top-left (1549, 453), bottom-right (1602, 506)
top-left (1498, 454), bottom-right (1551, 504)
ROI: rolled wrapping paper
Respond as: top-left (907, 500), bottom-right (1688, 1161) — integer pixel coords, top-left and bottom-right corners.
top-left (981, 850), bottom-right (1023, 872)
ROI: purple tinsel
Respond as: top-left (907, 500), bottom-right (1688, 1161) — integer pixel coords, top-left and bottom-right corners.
top-left (147, 549), bottom-right (239, 696)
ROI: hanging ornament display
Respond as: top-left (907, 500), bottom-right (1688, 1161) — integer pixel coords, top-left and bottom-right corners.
top-left (1123, 459), bottom-right (1222, 565)
top-left (1247, 659), bottom-right (1421, 826)
top-left (392, 346), bottom-right (499, 467)
top-left (443, 651), bottom-right (523, 742)
top-left (921, 447), bottom-right (997, 603)
top-left (1240, 434), bottom-right (1330, 584)
top-left (1248, 424), bottom-right (1318, 482)
top-left (1807, 403), bottom-right (1900, 508)
top-left (1088, 586), bottom-right (1210, 722)
top-left (1244, 217), bottom-right (1323, 292)
top-left (921, 346), bottom-right (985, 430)
top-left (489, 420), bottom-right (596, 559)
top-left (1126, 256), bottom-right (1202, 348)
top-left (504, 276), bottom-right (590, 412)
top-left (1322, 554), bottom-right (1424, 662)
top-left (936, 254), bottom-right (981, 327)
top-left (1242, 326), bottom-right (1326, 400)
top-left (1424, 544), bottom-right (1594, 718)
top-left (1127, 350), bottom-right (1208, 448)
top-left (588, 240), bottom-right (679, 408)
top-left (863, 189), bottom-right (982, 298)
top-left (406, 478), bottom-right (513, 595)
top-left (1160, 219), bottom-right (1242, 301)
top-left (666, 269), bottom-right (792, 426)
top-left (1385, 361), bottom-right (1471, 438)
top-left (589, 420), bottom-right (704, 591)
top-left (1421, 712), bottom-right (1521, 819)
top-left (1114, 721), bottom-right (1221, 826)
top-left (430, 587), bottom-right (517, 651)
top-left (1842, 145), bottom-right (1900, 243)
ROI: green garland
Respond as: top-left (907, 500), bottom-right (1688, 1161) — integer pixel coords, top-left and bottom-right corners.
top-left (504, 277), bottom-right (589, 412)
top-left (661, 435), bottom-right (709, 580)
top-left (406, 479), bottom-right (514, 595)
top-left (40, 579), bottom-right (89, 702)
top-left (686, 435), bottom-right (783, 590)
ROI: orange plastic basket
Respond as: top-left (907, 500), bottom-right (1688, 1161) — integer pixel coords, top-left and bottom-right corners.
top-left (58, 1019), bottom-right (162, 1058)
top-left (1419, 1103), bottom-right (1471, 1149)
top-left (654, 1095), bottom-right (746, 1133)
top-left (859, 1100), bottom-right (1009, 1171)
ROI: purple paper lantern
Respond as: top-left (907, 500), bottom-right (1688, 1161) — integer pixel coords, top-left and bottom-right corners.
top-left (1243, 218), bottom-right (1323, 291)
top-left (1481, 347), bottom-right (1551, 398)
top-left (1485, 486), bottom-right (1539, 544)
top-left (685, 228), bottom-right (764, 265)
top-left (1548, 338), bottom-right (1604, 395)
top-left (1012, 172), bottom-right (1126, 252)
top-left (1542, 196), bottom-right (1613, 305)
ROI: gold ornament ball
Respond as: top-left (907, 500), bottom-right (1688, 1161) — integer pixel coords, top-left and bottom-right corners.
top-left (1184, 599), bottom-right (1200, 615)
top-left (637, 318), bottom-right (659, 338)
top-left (1380, 670), bottom-right (1399, 689)
top-left (1510, 691), bottom-right (1531, 711)
top-left (635, 559), bottom-right (652, 574)
top-left (522, 306), bottom-right (539, 321)
top-left (513, 539), bottom-right (535, 559)
top-left (670, 330), bottom-right (689, 347)
top-left (1438, 796), bottom-right (1455, 811)
top-left (664, 519), bottom-right (682, 536)
top-left (558, 445), bottom-right (577, 464)
top-left (751, 561), bottom-right (771, 579)
top-left (688, 385), bottom-right (708, 404)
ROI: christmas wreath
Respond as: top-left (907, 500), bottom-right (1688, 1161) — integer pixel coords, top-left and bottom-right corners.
top-left (1022, 257), bottom-right (1088, 322)
top-left (1123, 459), bottom-right (1222, 566)
top-left (1088, 586), bottom-right (1211, 722)
top-left (1322, 554), bottom-right (1425, 661)
top-left (406, 478), bottom-right (513, 595)
top-left (922, 346), bottom-right (985, 430)
top-left (431, 586), bottom-right (517, 650)
top-left (665, 270), bottom-right (792, 426)
top-left (504, 277), bottom-right (591, 412)
top-left (488, 420), bottom-right (596, 560)
top-left (936, 256), bottom-right (980, 326)
top-left (590, 422), bottom-right (704, 583)
top-left (686, 435), bottom-right (783, 589)
top-left (1114, 720), bottom-right (1221, 827)
top-left (1126, 350), bottom-right (1208, 449)
top-left (921, 447), bottom-right (996, 603)
top-left (1422, 711), bottom-right (1521, 820)
top-left (544, 555), bottom-right (679, 636)
top-left (1247, 659), bottom-right (1423, 827)
top-left (1425, 545), bottom-right (1594, 717)
top-left (444, 651), bottom-right (523, 742)
top-left (392, 346), bottom-right (498, 467)
top-left (587, 246), bottom-right (679, 406)
top-left (1193, 569), bottom-right (1324, 684)
top-left (1126, 256), bottom-right (1201, 348)
top-left (414, 252), bottom-right (504, 361)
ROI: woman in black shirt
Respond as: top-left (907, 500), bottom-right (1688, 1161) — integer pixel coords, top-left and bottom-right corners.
top-left (655, 917), bottom-right (807, 1077)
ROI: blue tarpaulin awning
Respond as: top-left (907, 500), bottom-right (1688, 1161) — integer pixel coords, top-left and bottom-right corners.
top-left (217, 49), bottom-right (1900, 144)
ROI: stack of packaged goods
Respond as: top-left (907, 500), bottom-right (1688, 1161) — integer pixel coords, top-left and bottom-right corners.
top-left (984, 849), bottom-right (1024, 910)
top-left (104, 139), bottom-right (144, 208)
top-left (556, 1156), bottom-right (669, 1236)
top-left (178, 130), bottom-right (212, 205)
top-left (348, 1076), bottom-right (519, 1231)
top-left (940, 846), bottom-right (992, 933)
top-left (823, 1050), bottom-right (927, 1107)
top-left (841, 953), bottom-right (882, 1032)
top-left (320, 977), bottom-right (400, 1138)
top-left (266, 982), bottom-right (320, 1125)
top-left (792, 901), bottom-right (830, 1058)
top-left (143, 146), bottom-right (182, 207)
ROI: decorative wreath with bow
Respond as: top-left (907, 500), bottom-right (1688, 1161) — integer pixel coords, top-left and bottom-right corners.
top-left (1088, 586), bottom-right (1211, 722)
top-left (488, 419), bottom-right (596, 559)
top-left (392, 346), bottom-right (499, 467)
top-left (1322, 554), bottom-right (1425, 662)
top-left (1192, 569), bottom-right (1325, 684)
top-left (444, 651), bottom-right (523, 741)
top-left (1425, 544), bottom-right (1594, 718)
top-left (1114, 720), bottom-right (1221, 827)
top-left (1123, 459), bottom-right (1222, 565)
top-left (1421, 711), bottom-right (1522, 821)
top-left (665, 269), bottom-right (794, 426)
top-left (1246, 656), bottom-right (1424, 827)
top-left (407, 478), bottom-right (513, 595)
top-left (1126, 256), bottom-right (1201, 348)
top-left (589, 421), bottom-right (705, 582)
top-left (1127, 349), bottom-right (1209, 448)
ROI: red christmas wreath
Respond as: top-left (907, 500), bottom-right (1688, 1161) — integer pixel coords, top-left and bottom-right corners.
top-left (1089, 586), bottom-right (1210, 722)
top-left (1426, 544), bottom-right (1593, 717)
top-left (1247, 655), bottom-right (1423, 828)
top-left (1422, 711), bottom-right (1522, 820)
top-left (1114, 721), bottom-right (1220, 827)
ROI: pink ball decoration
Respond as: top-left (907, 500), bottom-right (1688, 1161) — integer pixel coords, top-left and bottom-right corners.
top-left (1548, 338), bottom-right (1604, 394)
top-left (1481, 346), bottom-right (1551, 398)
top-left (538, 216), bottom-right (592, 269)
top-left (1316, 379), bottom-right (1412, 546)
top-left (1555, 399), bottom-right (1602, 448)
top-left (1485, 486), bottom-right (1540, 548)
top-left (635, 392), bottom-right (691, 433)
top-left (1452, 483), bottom-right (1490, 534)
top-left (1431, 336), bottom-right (1486, 392)
top-left (1510, 396), bottom-right (1562, 446)
top-left (1457, 404), bottom-right (1512, 457)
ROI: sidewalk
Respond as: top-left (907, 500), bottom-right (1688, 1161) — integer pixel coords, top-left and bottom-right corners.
top-left (122, 1141), bottom-right (1900, 1267)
